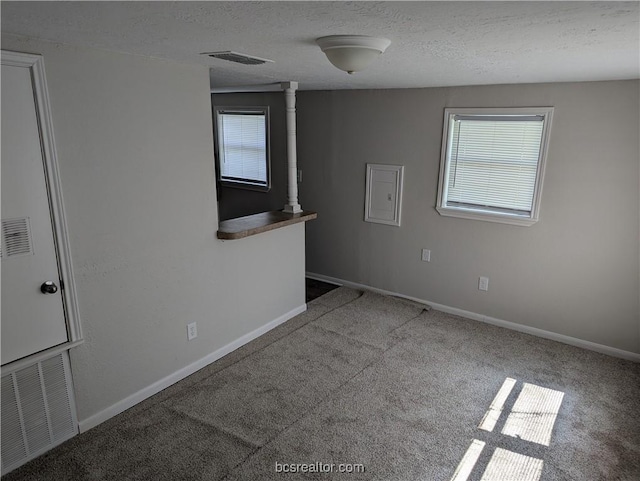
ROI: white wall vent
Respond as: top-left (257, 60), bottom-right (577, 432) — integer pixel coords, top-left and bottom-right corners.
top-left (1, 217), bottom-right (34, 258)
top-left (202, 51), bottom-right (274, 65)
top-left (1, 351), bottom-right (77, 475)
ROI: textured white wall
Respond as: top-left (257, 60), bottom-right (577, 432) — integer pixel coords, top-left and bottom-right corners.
top-left (2, 35), bottom-right (306, 422)
top-left (299, 81), bottom-right (640, 354)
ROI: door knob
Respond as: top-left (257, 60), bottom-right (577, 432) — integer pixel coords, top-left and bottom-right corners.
top-left (40, 281), bottom-right (58, 294)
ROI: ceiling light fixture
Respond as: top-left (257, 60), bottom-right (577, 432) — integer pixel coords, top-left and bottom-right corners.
top-left (316, 35), bottom-right (391, 74)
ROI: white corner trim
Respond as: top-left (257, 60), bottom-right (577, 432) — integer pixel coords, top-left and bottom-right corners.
top-left (306, 272), bottom-right (640, 363)
top-left (78, 303), bottom-right (307, 433)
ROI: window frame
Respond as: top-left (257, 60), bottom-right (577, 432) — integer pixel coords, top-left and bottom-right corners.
top-left (213, 106), bottom-right (271, 192)
top-left (436, 107), bottom-right (554, 227)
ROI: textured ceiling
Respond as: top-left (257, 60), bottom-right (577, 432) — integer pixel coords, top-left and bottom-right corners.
top-left (2, 1), bottom-right (638, 90)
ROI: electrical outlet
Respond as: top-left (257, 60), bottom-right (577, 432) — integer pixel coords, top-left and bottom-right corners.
top-left (478, 276), bottom-right (489, 292)
top-left (421, 249), bottom-right (431, 262)
top-left (187, 322), bottom-right (197, 341)
top-left (297, 169), bottom-right (303, 183)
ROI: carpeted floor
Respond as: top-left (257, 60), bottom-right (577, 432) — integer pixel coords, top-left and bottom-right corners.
top-left (5, 288), bottom-right (640, 480)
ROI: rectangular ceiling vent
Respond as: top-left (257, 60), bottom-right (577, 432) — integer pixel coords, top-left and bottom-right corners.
top-left (203, 51), bottom-right (274, 65)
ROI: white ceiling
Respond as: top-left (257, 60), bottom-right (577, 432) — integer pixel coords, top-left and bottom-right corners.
top-left (2, 1), bottom-right (639, 91)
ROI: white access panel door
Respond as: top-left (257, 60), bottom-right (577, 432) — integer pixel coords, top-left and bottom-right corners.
top-left (1, 63), bottom-right (69, 365)
top-left (364, 164), bottom-right (404, 226)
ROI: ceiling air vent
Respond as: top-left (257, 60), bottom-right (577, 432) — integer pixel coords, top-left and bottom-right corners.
top-left (203, 51), bottom-right (274, 65)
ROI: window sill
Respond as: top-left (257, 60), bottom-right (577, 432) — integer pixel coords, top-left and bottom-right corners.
top-left (436, 206), bottom-right (538, 227)
top-left (219, 179), bottom-right (271, 192)
top-left (217, 210), bottom-right (318, 240)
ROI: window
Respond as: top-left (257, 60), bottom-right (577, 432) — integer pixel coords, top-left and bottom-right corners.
top-left (214, 107), bottom-right (270, 190)
top-left (436, 107), bottom-right (553, 226)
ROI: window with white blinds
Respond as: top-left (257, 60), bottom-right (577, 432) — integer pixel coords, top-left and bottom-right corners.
top-left (215, 107), bottom-right (270, 190)
top-left (436, 108), bottom-right (553, 226)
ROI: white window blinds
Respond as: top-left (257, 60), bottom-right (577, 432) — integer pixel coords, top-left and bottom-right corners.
top-left (217, 111), bottom-right (267, 185)
top-left (445, 116), bottom-right (544, 215)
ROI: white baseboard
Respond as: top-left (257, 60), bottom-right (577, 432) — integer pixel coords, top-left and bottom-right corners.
top-left (306, 272), bottom-right (640, 363)
top-left (78, 304), bottom-right (307, 433)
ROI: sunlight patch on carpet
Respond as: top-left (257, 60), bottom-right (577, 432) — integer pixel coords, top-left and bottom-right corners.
top-left (450, 439), bottom-right (486, 481)
top-left (479, 377), bottom-right (517, 432)
top-left (501, 383), bottom-right (564, 446)
top-left (480, 448), bottom-right (543, 481)
top-left (451, 378), bottom-right (563, 480)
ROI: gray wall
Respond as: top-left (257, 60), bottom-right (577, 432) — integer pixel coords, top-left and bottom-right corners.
top-left (212, 92), bottom-right (287, 221)
top-left (2, 35), bottom-right (306, 424)
top-left (298, 81), bottom-right (640, 354)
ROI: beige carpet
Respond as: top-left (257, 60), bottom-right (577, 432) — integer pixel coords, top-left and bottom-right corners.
top-left (5, 288), bottom-right (640, 480)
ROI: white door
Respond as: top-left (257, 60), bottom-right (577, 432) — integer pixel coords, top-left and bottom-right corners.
top-left (1, 62), bottom-right (69, 365)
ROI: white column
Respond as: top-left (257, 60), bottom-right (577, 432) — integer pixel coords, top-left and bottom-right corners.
top-left (282, 81), bottom-right (302, 214)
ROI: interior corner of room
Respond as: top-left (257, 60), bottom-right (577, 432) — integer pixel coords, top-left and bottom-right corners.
top-left (1, 1), bottom-right (639, 479)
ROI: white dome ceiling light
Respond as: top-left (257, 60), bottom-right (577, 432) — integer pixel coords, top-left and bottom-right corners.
top-left (316, 35), bottom-right (391, 74)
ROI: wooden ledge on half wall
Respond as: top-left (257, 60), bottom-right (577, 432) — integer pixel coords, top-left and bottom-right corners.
top-left (217, 210), bottom-right (318, 240)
